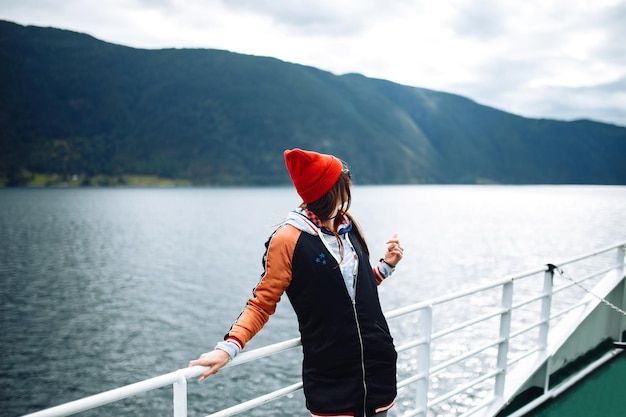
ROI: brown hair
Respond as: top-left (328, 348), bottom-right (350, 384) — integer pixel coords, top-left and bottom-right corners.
top-left (302, 170), bottom-right (370, 256)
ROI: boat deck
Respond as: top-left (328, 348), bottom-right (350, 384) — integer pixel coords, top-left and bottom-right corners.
top-left (525, 351), bottom-right (626, 417)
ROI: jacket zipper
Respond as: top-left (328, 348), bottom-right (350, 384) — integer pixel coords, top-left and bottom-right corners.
top-left (323, 231), bottom-right (368, 416)
top-left (351, 285), bottom-right (367, 416)
top-left (347, 235), bottom-right (366, 417)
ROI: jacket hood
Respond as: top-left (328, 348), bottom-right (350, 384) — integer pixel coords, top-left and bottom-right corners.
top-left (285, 209), bottom-right (320, 236)
top-left (285, 208), bottom-right (353, 237)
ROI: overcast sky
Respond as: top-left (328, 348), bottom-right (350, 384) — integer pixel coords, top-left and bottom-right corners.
top-left (2, 0), bottom-right (625, 126)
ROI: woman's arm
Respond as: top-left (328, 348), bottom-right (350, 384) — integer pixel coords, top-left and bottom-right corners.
top-left (188, 225), bottom-right (299, 380)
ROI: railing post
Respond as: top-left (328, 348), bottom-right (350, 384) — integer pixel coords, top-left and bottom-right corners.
top-left (494, 281), bottom-right (513, 399)
top-left (617, 245), bottom-right (626, 269)
top-left (173, 373), bottom-right (188, 417)
top-left (415, 306), bottom-right (433, 417)
top-left (539, 267), bottom-right (554, 351)
top-left (539, 266), bottom-right (555, 393)
top-left (618, 245), bottom-right (626, 343)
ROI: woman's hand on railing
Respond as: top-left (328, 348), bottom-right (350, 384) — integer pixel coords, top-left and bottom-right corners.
top-left (188, 349), bottom-right (230, 381)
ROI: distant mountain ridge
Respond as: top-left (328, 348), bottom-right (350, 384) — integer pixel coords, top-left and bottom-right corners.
top-left (1, 20), bottom-right (625, 186)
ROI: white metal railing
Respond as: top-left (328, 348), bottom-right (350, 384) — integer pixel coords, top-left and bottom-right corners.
top-left (22, 241), bottom-right (626, 417)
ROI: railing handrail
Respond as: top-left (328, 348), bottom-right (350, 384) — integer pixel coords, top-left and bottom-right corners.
top-left (22, 241), bottom-right (626, 417)
top-left (22, 367), bottom-right (199, 417)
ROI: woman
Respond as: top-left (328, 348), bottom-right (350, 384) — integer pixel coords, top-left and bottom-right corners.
top-left (189, 148), bottom-right (404, 417)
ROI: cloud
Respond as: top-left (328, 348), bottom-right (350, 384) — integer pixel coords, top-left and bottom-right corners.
top-left (425, 0), bottom-right (626, 125)
top-left (452, 1), bottom-right (507, 40)
top-left (219, 0), bottom-right (409, 36)
top-left (596, 2), bottom-right (626, 66)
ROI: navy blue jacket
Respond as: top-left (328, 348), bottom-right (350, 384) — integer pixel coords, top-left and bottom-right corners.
top-left (286, 231), bottom-right (397, 416)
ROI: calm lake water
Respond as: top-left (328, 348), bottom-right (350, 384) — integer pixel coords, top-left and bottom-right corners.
top-left (1, 185), bottom-right (625, 416)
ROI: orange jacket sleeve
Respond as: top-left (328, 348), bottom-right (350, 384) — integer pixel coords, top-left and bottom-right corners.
top-left (225, 224), bottom-right (300, 349)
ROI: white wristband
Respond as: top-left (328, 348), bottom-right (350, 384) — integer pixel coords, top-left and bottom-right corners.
top-left (215, 340), bottom-right (240, 360)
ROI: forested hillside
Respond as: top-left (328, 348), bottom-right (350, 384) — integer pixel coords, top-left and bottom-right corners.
top-left (1, 20), bottom-right (625, 186)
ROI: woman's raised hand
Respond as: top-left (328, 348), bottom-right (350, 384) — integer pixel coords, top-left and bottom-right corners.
top-left (384, 233), bottom-right (404, 267)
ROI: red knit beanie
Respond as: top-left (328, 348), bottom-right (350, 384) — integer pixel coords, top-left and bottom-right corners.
top-left (284, 148), bottom-right (343, 203)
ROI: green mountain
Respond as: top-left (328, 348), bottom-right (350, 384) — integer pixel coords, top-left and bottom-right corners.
top-left (1, 20), bottom-right (625, 186)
